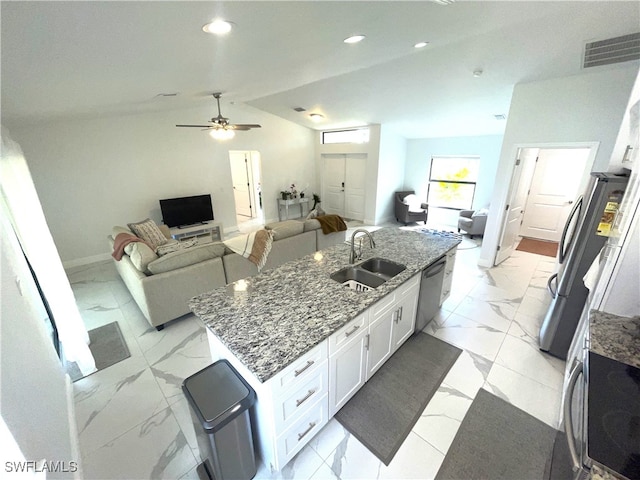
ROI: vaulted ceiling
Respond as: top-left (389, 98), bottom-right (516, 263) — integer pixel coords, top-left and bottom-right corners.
top-left (2, 1), bottom-right (639, 138)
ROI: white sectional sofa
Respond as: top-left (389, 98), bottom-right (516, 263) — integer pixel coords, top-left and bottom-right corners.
top-left (109, 219), bottom-right (346, 330)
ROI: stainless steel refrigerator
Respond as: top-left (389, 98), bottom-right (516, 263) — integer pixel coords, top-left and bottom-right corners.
top-left (539, 172), bottom-right (629, 359)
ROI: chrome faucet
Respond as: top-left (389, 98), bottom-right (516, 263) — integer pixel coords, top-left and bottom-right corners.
top-left (349, 229), bottom-right (376, 263)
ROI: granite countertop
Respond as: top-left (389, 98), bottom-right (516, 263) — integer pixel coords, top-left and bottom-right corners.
top-left (589, 310), bottom-right (640, 369)
top-left (190, 227), bottom-right (460, 382)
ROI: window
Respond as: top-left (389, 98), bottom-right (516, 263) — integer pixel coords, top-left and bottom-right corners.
top-left (427, 156), bottom-right (480, 210)
top-left (322, 128), bottom-right (370, 144)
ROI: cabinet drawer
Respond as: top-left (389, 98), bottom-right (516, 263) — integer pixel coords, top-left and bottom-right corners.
top-left (274, 363), bottom-right (328, 433)
top-left (271, 341), bottom-right (328, 397)
top-left (396, 272), bottom-right (421, 298)
top-left (275, 395), bottom-right (328, 468)
top-left (328, 312), bottom-right (367, 355)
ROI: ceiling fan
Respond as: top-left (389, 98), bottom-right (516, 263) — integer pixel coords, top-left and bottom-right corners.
top-left (176, 93), bottom-right (261, 140)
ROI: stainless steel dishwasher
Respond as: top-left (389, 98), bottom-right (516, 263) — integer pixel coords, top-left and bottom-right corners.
top-left (415, 255), bottom-right (447, 333)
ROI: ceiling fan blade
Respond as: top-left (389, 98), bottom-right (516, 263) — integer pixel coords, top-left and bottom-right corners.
top-left (176, 124), bottom-right (213, 128)
top-left (231, 124), bottom-right (262, 130)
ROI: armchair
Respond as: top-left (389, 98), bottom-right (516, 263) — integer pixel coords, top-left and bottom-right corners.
top-left (457, 209), bottom-right (488, 238)
top-left (394, 191), bottom-right (428, 225)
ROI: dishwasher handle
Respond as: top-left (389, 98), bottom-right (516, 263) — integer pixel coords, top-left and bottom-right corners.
top-left (423, 258), bottom-right (446, 279)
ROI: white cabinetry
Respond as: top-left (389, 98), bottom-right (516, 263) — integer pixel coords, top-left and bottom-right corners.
top-left (328, 273), bottom-right (421, 416)
top-left (440, 247), bottom-right (457, 305)
top-left (328, 313), bottom-right (368, 416)
top-left (206, 271), bottom-right (422, 473)
top-left (391, 275), bottom-right (420, 351)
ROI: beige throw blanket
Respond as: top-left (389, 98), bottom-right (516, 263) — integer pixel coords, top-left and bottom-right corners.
top-left (224, 229), bottom-right (274, 271)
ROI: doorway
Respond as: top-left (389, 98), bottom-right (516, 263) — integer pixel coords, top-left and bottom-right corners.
top-left (495, 145), bottom-right (595, 265)
top-left (321, 153), bottom-right (366, 221)
top-left (229, 151), bottom-right (263, 227)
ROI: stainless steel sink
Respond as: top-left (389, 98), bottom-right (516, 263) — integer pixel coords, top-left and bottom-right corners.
top-left (330, 266), bottom-right (386, 292)
top-left (331, 258), bottom-right (406, 292)
top-left (358, 258), bottom-right (406, 279)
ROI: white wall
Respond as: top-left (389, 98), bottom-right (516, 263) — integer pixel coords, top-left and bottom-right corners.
top-left (405, 134), bottom-right (503, 209)
top-left (8, 104), bottom-right (315, 265)
top-left (480, 65), bottom-right (639, 266)
top-left (376, 126), bottom-right (408, 224)
top-left (1, 207), bottom-right (78, 479)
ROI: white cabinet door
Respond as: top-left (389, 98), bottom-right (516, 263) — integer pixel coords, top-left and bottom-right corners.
top-left (366, 303), bottom-right (395, 378)
top-left (391, 278), bottom-right (420, 352)
top-left (328, 327), bottom-right (367, 417)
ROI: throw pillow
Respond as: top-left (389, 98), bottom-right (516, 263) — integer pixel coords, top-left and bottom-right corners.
top-left (127, 218), bottom-right (168, 249)
top-left (124, 241), bottom-right (159, 273)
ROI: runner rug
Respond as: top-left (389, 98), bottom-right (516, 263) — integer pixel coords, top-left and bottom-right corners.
top-left (67, 321), bottom-right (131, 381)
top-left (334, 332), bottom-right (461, 465)
top-left (435, 389), bottom-right (557, 480)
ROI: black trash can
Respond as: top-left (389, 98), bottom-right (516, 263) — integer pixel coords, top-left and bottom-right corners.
top-left (183, 359), bottom-right (257, 480)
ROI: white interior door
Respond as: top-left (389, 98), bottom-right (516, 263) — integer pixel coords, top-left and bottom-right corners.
top-left (322, 154), bottom-right (346, 215)
top-left (495, 148), bottom-right (538, 265)
top-left (229, 151), bottom-right (252, 218)
top-left (520, 148), bottom-right (591, 242)
top-left (344, 154), bottom-right (366, 221)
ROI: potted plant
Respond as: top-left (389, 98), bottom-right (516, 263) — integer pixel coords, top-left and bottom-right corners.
top-left (280, 191), bottom-right (291, 201)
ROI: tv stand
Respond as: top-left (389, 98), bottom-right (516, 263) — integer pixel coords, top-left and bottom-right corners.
top-left (177, 222), bottom-right (207, 229)
top-left (169, 221), bottom-right (223, 243)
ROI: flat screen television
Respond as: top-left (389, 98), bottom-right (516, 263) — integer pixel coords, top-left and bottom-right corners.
top-left (159, 194), bottom-right (214, 228)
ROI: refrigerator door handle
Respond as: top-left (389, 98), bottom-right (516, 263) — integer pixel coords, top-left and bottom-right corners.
top-left (563, 360), bottom-right (584, 473)
top-left (547, 273), bottom-right (558, 298)
top-left (559, 195), bottom-right (584, 264)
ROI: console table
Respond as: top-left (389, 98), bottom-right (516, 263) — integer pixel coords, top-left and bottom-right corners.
top-left (277, 198), bottom-right (310, 221)
top-left (169, 221), bottom-right (223, 243)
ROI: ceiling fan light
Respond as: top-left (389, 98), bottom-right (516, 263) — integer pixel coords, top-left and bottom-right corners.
top-left (202, 19), bottom-right (233, 35)
top-left (344, 34), bottom-right (366, 44)
top-left (209, 128), bottom-right (235, 140)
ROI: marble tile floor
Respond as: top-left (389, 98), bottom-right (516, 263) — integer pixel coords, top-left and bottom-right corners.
top-left (66, 232), bottom-right (563, 479)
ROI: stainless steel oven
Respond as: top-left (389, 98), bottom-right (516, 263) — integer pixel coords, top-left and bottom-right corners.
top-left (564, 349), bottom-right (640, 480)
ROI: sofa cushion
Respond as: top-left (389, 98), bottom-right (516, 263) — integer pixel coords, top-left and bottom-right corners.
top-left (124, 241), bottom-right (158, 273)
top-left (155, 238), bottom-right (197, 256)
top-left (303, 219), bottom-right (321, 232)
top-left (147, 242), bottom-right (226, 274)
top-left (265, 220), bottom-right (304, 240)
top-left (127, 218), bottom-right (168, 249)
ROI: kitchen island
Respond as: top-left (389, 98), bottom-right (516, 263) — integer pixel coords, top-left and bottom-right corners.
top-left (190, 226), bottom-right (460, 471)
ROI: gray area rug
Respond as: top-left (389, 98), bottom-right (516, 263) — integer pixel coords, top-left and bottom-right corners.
top-left (67, 321), bottom-right (131, 382)
top-left (436, 389), bottom-right (557, 480)
top-left (334, 332), bottom-right (462, 465)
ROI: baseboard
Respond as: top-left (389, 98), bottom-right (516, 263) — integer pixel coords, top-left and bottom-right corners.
top-left (63, 252), bottom-right (111, 269)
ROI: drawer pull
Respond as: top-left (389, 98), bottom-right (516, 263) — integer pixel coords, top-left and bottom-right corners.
top-left (345, 325), bottom-right (360, 337)
top-left (296, 389), bottom-right (317, 407)
top-left (294, 360), bottom-right (315, 377)
top-left (297, 422), bottom-right (317, 441)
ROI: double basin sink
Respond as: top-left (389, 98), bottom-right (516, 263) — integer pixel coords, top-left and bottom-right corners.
top-left (331, 258), bottom-right (406, 292)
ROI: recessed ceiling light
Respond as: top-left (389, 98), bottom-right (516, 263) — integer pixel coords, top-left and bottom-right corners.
top-left (202, 19), bottom-right (233, 35)
top-left (494, 114), bottom-right (506, 120)
top-left (414, 42), bottom-right (429, 49)
top-left (309, 113), bottom-right (324, 122)
top-left (473, 69), bottom-right (483, 77)
top-left (344, 34), bottom-right (366, 44)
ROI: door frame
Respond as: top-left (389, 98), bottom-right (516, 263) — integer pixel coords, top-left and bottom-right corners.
top-left (229, 150), bottom-right (263, 222)
top-left (493, 142), bottom-right (599, 266)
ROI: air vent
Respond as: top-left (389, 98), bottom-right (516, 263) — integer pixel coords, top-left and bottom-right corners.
top-left (293, 107), bottom-right (306, 112)
top-left (583, 32), bottom-right (640, 68)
